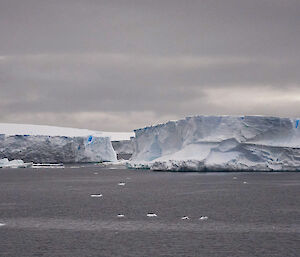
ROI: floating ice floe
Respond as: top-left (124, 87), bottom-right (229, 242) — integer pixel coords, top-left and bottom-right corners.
top-left (32, 163), bottom-right (64, 169)
top-left (243, 181), bottom-right (248, 184)
top-left (118, 182), bottom-right (126, 186)
top-left (199, 216), bottom-right (208, 220)
top-left (90, 194), bottom-right (103, 198)
top-left (147, 213), bottom-right (157, 217)
top-left (0, 158), bottom-right (32, 168)
top-left (233, 177), bottom-right (237, 180)
top-left (117, 214), bottom-right (125, 218)
top-left (0, 223), bottom-right (6, 226)
top-left (181, 216), bottom-right (189, 220)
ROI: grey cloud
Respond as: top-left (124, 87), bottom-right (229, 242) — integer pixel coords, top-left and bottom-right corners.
top-left (1, 53), bottom-right (294, 114)
top-left (0, 0), bottom-right (300, 131)
top-left (1, 0), bottom-right (300, 56)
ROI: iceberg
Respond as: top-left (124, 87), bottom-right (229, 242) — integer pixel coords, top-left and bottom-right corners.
top-left (0, 158), bottom-right (32, 168)
top-left (0, 123), bottom-right (117, 163)
top-left (129, 115), bottom-right (300, 171)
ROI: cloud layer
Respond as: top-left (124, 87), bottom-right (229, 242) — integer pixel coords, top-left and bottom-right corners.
top-left (1, 0), bottom-right (300, 131)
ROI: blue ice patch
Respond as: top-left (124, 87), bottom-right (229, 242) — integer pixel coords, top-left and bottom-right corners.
top-left (296, 120), bottom-right (299, 128)
top-left (88, 135), bottom-right (93, 142)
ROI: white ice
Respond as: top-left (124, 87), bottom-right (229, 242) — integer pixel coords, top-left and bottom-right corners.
top-left (199, 216), bottom-right (208, 220)
top-left (129, 115), bottom-right (300, 171)
top-left (0, 158), bottom-right (32, 168)
top-left (181, 216), bottom-right (189, 220)
top-left (147, 213), bottom-right (157, 217)
top-left (0, 123), bottom-right (119, 163)
top-left (90, 194), bottom-right (103, 198)
top-left (32, 163), bottom-right (64, 168)
top-left (0, 123), bottom-right (134, 141)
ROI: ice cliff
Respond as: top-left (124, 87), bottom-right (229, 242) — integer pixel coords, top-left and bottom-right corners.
top-left (112, 140), bottom-right (134, 160)
top-left (0, 124), bottom-right (117, 163)
top-left (129, 115), bottom-right (300, 171)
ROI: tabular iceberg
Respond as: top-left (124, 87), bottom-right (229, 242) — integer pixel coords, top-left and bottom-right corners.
top-left (0, 124), bottom-right (117, 163)
top-left (129, 115), bottom-right (300, 171)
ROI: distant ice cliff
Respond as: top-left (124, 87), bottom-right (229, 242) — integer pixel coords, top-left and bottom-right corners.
top-left (0, 123), bottom-right (118, 163)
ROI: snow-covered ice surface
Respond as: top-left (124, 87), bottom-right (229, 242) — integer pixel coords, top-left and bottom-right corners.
top-left (0, 123), bottom-right (134, 141)
top-left (129, 115), bottom-right (300, 171)
top-left (0, 123), bottom-right (120, 163)
top-left (0, 158), bottom-right (32, 168)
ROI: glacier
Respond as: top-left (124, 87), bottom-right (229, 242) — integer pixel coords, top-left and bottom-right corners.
top-left (129, 115), bottom-right (300, 171)
top-left (0, 123), bottom-right (118, 163)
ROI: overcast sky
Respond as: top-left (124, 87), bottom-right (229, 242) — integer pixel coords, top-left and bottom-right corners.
top-left (1, 0), bottom-right (300, 131)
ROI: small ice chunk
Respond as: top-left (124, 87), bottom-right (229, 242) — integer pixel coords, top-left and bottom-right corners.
top-left (199, 216), bottom-right (208, 220)
top-left (90, 194), bottom-right (103, 198)
top-left (147, 213), bottom-right (157, 217)
top-left (118, 182), bottom-right (126, 186)
top-left (181, 216), bottom-right (189, 220)
top-left (94, 172), bottom-right (98, 175)
top-left (32, 163), bottom-right (64, 168)
top-left (233, 177), bottom-right (237, 180)
top-left (117, 214), bottom-right (125, 218)
top-left (0, 158), bottom-right (32, 168)
top-left (243, 181), bottom-right (248, 184)
top-left (0, 223), bottom-right (5, 227)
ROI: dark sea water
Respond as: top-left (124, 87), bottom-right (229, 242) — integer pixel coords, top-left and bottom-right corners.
top-left (0, 167), bottom-right (299, 257)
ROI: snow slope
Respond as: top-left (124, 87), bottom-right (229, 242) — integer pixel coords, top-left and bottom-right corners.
top-left (0, 123), bottom-right (120, 163)
top-left (129, 115), bottom-right (300, 171)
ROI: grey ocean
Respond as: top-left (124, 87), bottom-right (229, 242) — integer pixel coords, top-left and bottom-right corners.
top-left (0, 168), bottom-right (299, 257)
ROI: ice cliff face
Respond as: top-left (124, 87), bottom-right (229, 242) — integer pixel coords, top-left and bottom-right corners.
top-left (112, 140), bottom-right (134, 160)
top-left (0, 134), bottom-right (116, 163)
top-left (130, 115), bottom-right (300, 171)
